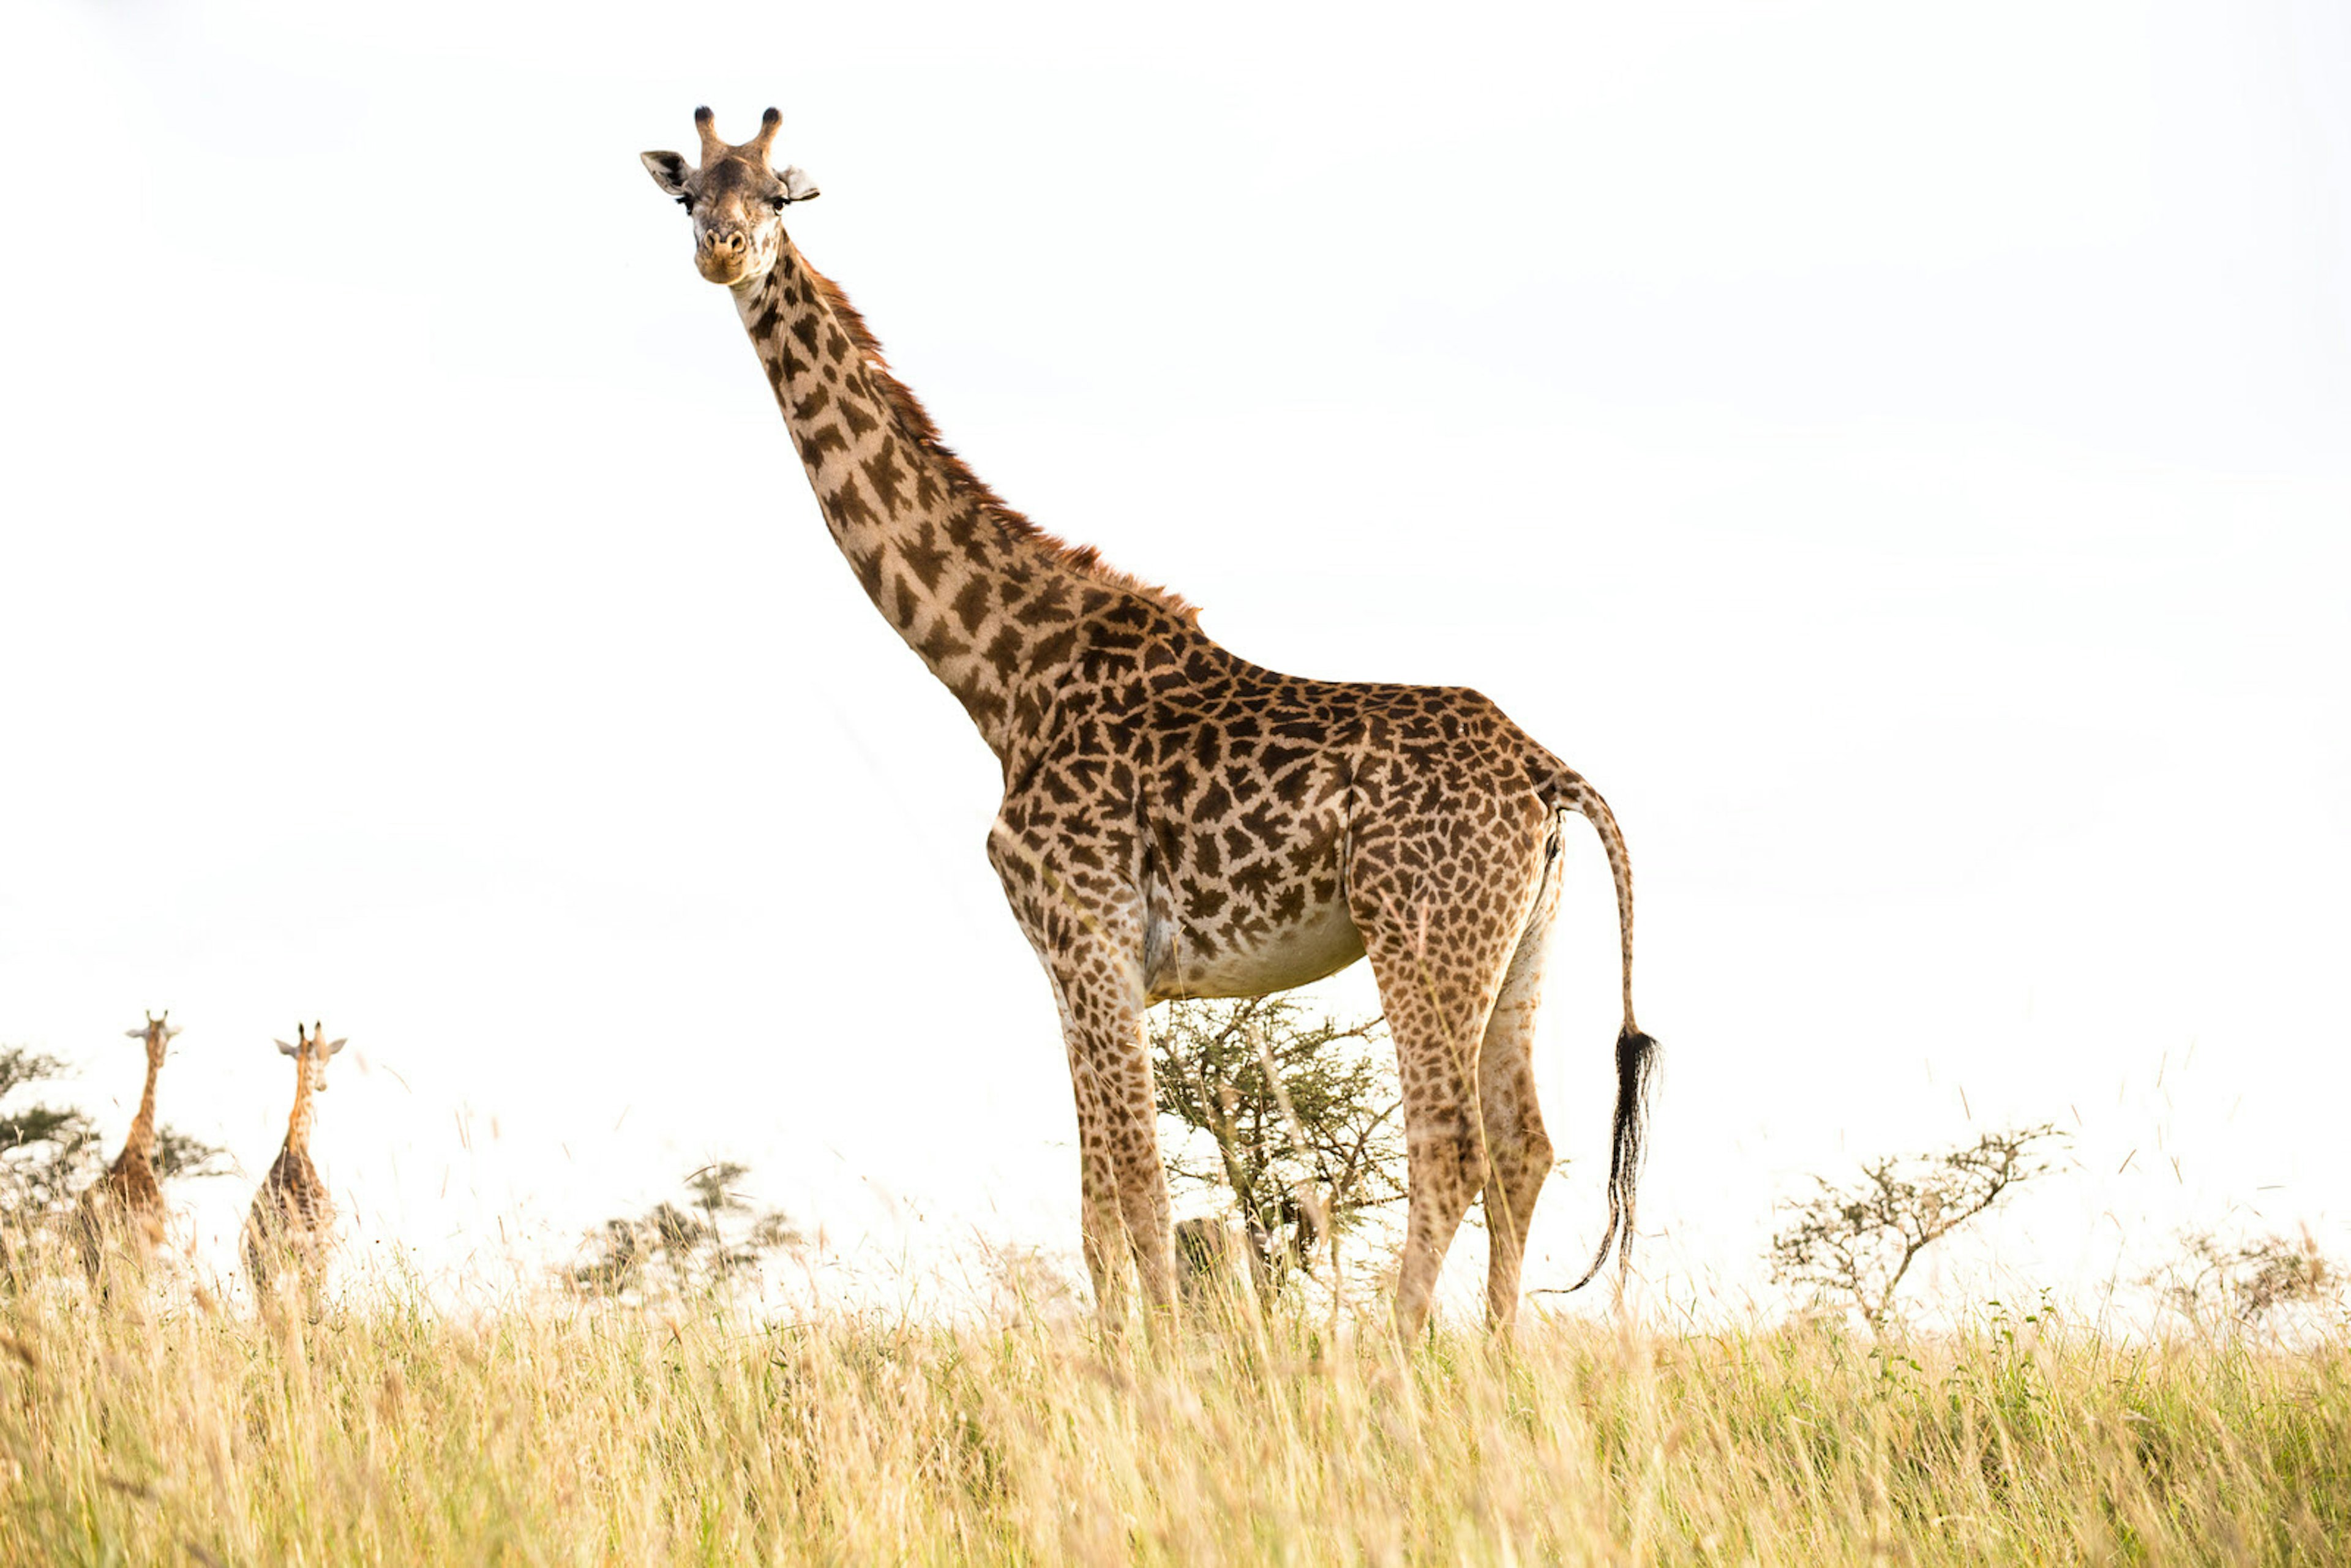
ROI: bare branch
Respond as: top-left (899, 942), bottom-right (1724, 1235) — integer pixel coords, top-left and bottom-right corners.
top-left (2147, 1225), bottom-right (2341, 1328)
top-left (569, 1162), bottom-right (802, 1299)
top-left (1769, 1123), bottom-right (2068, 1328)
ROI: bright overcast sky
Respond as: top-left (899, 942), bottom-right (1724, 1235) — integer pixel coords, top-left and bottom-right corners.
top-left (2, 0), bottom-right (2346, 1321)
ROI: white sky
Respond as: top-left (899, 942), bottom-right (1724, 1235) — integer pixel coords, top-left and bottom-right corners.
top-left (2, 0), bottom-right (2346, 1321)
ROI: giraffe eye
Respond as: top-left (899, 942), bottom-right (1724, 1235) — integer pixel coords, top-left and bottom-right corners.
top-left (768, 195), bottom-right (789, 213)
top-left (675, 195), bottom-right (693, 211)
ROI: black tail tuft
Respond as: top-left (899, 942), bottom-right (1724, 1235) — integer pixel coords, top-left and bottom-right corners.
top-left (1567, 1026), bottom-right (1657, 1292)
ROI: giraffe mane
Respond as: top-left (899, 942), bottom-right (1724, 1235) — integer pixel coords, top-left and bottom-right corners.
top-left (801, 261), bottom-right (1201, 626)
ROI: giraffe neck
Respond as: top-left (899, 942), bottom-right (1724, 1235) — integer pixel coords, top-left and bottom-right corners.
top-left (730, 241), bottom-right (1194, 768)
top-left (122, 1052), bottom-right (162, 1168)
top-left (282, 1068), bottom-right (317, 1160)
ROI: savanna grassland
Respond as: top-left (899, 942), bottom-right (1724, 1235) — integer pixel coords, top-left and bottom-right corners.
top-left (2, 1264), bottom-right (2347, 1566)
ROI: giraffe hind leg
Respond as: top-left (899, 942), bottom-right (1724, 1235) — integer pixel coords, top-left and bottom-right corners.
top-left (1351, 844), bottom-right (1548, 1338)
top-left (1477, 852), bottom-right (1565, 1331)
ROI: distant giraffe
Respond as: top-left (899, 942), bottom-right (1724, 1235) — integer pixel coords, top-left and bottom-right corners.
top-left (242, 1022), bottom-right (343, 1295)
top-left (641, 108), bottom-right (1660, 1334)
top-left (73, 1011), bottom-right (179, 1284)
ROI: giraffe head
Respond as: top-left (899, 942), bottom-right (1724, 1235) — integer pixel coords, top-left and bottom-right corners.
top-left (642, 107), bottom-right (821, 289)
top-left (124, 1011), bottom-right (181, 1069)
top-left (275, 1021), bottom-right (347, 1095)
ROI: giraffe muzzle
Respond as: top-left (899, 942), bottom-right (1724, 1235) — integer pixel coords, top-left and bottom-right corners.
top-left (696, 229), bottom-right (752, 283)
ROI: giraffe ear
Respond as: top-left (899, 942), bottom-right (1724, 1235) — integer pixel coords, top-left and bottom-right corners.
top-left (126, 1028), bottom-right (148, 1040)
top-left (777, 165), bottom-right (820, 204)
top-left (641, 151), bottom-right (693, 198)
top-left (326, 1038), bottom-right (348, 1056)
top-left (165, 1023), bottom-right (183, 1039)
top-left (276, 1038), bottom-right (299, 1056)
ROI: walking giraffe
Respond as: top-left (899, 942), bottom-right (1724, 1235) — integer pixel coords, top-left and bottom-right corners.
top-left (641, 108), bottom-right (1659, 1334)
top-left (73, 1011), bottom-right (179, 1285)
top-left (242, 1022), bottom-right (343, 1296)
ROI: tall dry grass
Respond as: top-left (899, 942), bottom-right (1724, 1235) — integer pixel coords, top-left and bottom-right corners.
top-left (1, 1255), bottom-right (2346, 1564)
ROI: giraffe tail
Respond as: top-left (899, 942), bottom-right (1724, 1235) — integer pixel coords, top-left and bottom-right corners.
top-left (1546, 768), bottom-right (1659, 1293)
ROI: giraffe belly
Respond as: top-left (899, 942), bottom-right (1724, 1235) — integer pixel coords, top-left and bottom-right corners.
top-left (1144, 883), bottom-right (1366, 1002)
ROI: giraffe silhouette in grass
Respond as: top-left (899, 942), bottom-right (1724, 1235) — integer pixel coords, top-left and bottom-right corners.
top-left (243, 1022), bottom-right (343, 1296)
top-left (73, 1011), bottom-right (179, 1285)
top-left (643, 108), bottom-right (1659, 1334)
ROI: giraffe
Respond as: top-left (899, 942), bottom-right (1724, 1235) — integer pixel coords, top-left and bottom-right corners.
top-left (641, 108), bottom-right (1659, 1334)
top-left (72, 1011), bottom-right (179, 1285)
top-left (242, 1021), bottom-right (343, 1296)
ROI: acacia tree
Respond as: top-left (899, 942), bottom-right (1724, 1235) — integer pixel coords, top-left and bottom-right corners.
top-left (1770, 1123), bottom-right (2067, 1328)
top-left (1, 1048), bottom-right (100, 1229)
top-left (1, 1045), bottom-right (229, 1260)
top-left (2148, 1226), bottom-right (2341, 1330)
top-left (572, 1160), bottom-right (803, 1298)
top-left (1151, 994), bottom-right (1404, 1296)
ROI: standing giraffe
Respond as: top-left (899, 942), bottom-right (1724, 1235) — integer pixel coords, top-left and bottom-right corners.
top-left (641, 108), bottom-right (1659, 1334)
top-left (73, 1011), bottom-right (179, 1284)
top-left (242, 1022), bottom-right (343, 1295)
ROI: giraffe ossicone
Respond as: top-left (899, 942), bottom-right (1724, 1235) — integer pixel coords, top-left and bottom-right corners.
top-left (642, 107), bottom-right (1661, 1334)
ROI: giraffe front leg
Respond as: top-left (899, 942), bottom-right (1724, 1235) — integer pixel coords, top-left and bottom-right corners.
top-left (1057, 988), bottom-right (1139, 1325)
top-left (1050, 966), bottom-right (1176, 1327)
top-left (990, 823), bottom-right (1174, 1330)
top-left (1074, 1129), bottom-right (1128, 1323)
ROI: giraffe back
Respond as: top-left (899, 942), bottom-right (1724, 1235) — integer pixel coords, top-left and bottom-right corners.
top-left (996, 598), bottom-right (1570, 1005)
